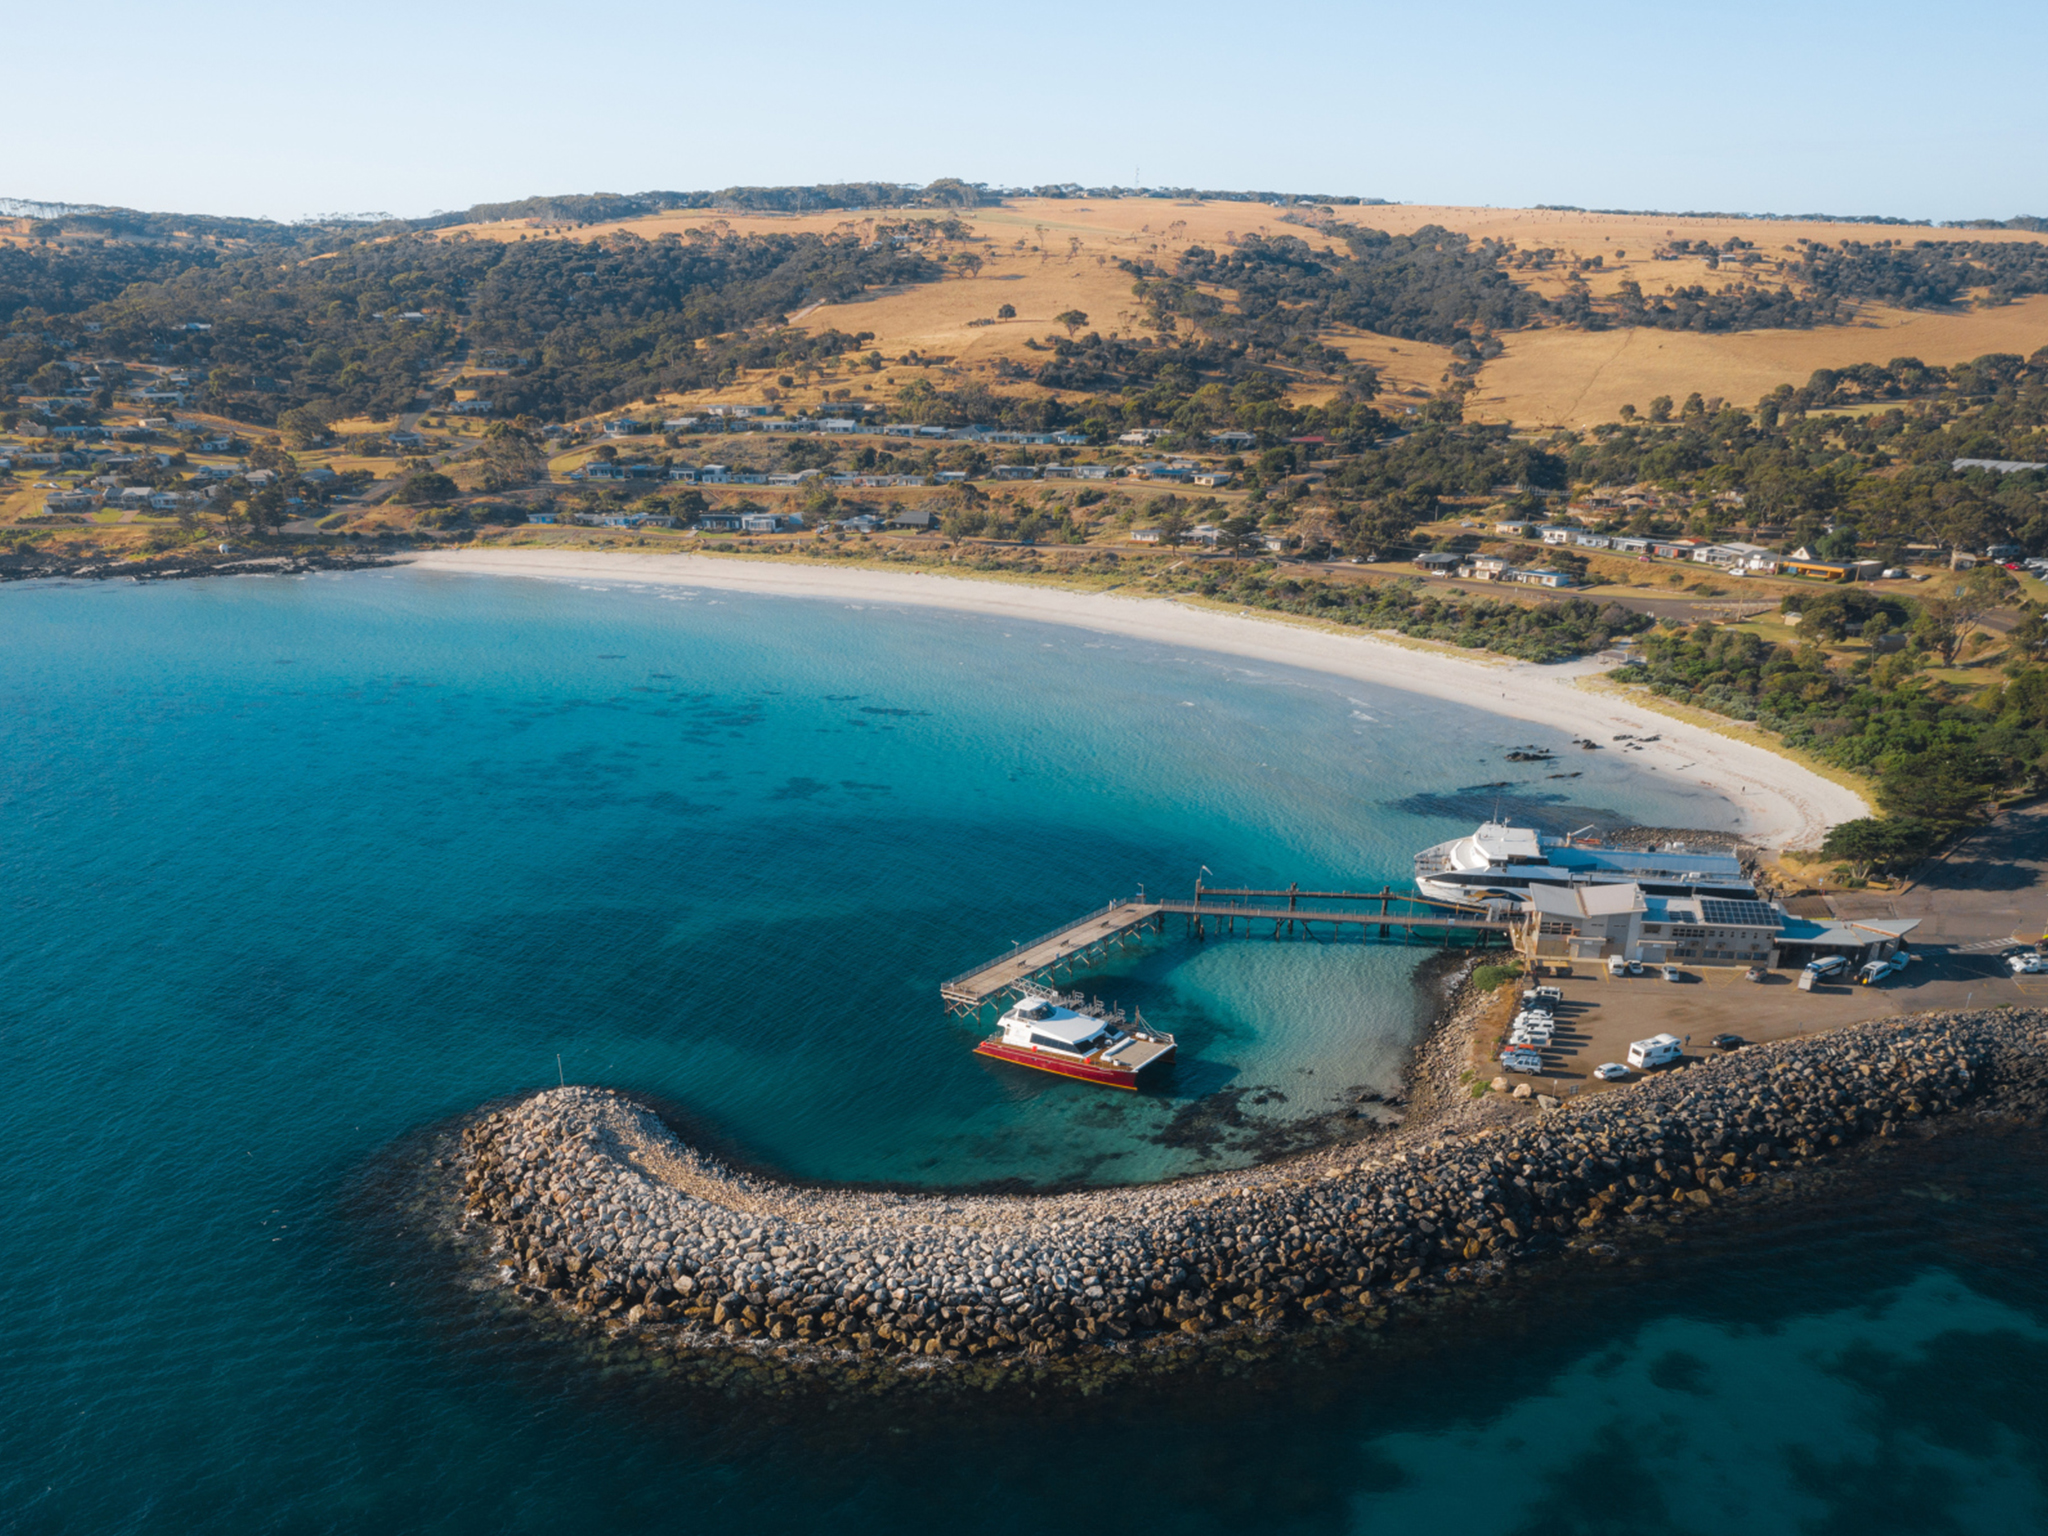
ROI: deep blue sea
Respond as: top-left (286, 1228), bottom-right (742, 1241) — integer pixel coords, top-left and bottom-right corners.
top-left (5, 566), bottom-right (2045, 1534)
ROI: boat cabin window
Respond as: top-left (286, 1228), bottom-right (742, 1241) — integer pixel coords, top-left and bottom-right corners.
top-left (1016, 999), bottom-right (1052, 1020)
top-left (1031, 1032), bottom-right (1098, 1053)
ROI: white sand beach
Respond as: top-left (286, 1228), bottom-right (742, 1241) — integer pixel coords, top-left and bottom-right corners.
top-left (408, 549), bottom-right (1868, 849)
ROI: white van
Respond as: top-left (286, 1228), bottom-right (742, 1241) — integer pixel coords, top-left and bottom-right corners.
top-left (1626, 1033), bottom-right (1683, 1070)
top-left (1804, 955), bottom-right (1850, 980)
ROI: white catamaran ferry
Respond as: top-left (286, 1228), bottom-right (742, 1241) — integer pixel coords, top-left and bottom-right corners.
top-left (974, 984), bottom-right (1177, 1090)
top-left (1414, 822), bottom-right (1757, 907)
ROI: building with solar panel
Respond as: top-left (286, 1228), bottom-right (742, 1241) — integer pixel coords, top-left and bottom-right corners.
top-left (1521, 883), bottom-right (1919, 968)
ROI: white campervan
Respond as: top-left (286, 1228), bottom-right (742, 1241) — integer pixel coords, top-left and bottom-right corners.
top-left (1626, 1033), bottom-right (1683, 1070)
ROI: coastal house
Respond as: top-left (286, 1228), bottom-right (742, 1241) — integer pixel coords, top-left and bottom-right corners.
top-left (1191, 470), bottom-right (1234, 487)
top-left (1209, 430), bottom-right (1256, 449)
top-left (1953, 458), bottom-right (2048, 474)
top-left (1538, 525), bottom-right (1576, 545)
top-left (1413, 551), bottom-right (1463, 573)
top-left (1781, 558), bottom-right (1867, 583)
top-left (1508, 568), bottom-right (1575, 588)
top-left (1693, 541), bottom-right (1773, 567)
top-left (1458, 554), bottom-right (1513, 580)
top-left (886, 509), bottom-right (935, 530)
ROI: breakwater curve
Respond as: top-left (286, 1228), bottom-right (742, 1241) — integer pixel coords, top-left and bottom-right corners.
top-left (453, 1009), bottom-right (2048, 1371)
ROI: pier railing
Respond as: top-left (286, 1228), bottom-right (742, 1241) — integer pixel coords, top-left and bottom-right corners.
top-left (936, 898), bottom-right (1138, 993)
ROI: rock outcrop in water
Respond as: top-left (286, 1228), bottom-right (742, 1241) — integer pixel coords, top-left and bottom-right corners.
top-left (455, 1008), bottom-right (2048, 1367)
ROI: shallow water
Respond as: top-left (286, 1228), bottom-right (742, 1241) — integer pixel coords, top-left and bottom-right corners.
top-left (6, 568), bottom-right (2041, 1533)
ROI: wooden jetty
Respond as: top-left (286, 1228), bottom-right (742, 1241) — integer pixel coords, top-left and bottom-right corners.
top-left (938, 883), bottom-right (1514, 1014)
top-left (939, 900), bottom-right (1162, 1014)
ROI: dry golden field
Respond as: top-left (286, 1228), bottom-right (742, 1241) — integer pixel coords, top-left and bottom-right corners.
top-left (15, 198), bottom-right (2048, 432)
top-left (1473, 295), bottom-right (2048, 427)
top-left (436, 197), bottom-right (2048, 428)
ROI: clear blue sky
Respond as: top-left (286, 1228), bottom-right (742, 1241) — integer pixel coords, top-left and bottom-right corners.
top-left (12, 0), bottom-right (2045, 224)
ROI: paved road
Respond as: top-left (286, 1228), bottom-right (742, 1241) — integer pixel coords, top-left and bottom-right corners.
top-left (1835, 799), bottom-right (2048, 952)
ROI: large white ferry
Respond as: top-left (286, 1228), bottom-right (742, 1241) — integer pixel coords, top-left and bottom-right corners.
top-left (974, 985), bottom-right (1177, 1090)
top-left (1413, 822), bottom-right (1756, 906)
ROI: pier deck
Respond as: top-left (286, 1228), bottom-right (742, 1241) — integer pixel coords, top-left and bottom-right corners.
top-left (939, 900), bottom-right (1162, 1013)
top-left (938, 886), bottom-right (1514, 1013)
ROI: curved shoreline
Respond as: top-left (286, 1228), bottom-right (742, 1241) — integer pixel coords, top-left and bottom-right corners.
top-left (453, 1006), bottom-right (2048, 1375)
top-left (404, 548), bottom-right (1868, 850)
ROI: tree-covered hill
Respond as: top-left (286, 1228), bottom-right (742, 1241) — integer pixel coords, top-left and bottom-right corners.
top-left (8, 231), bottom-right (939, 422)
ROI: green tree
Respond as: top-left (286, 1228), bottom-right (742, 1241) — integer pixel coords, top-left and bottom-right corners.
top-left (1153, 503), bottom-right (1192, 546)
top-left (1875, 743), bottom-right (1993, 825)
top-left (393, 470), bottom-right (459, 505)
top-left (996, 303), bottom-right (1016, 320)
top-left (1819, 818), bottom-right (1936, 880)
top-left (277, 406), bottom-right (328, 448)
top-left (1055, 309), bottom-right (1089, 338)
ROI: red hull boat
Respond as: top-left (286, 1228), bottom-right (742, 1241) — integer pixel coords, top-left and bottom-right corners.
top-left (974, 987), bottom-right (1176, 1090)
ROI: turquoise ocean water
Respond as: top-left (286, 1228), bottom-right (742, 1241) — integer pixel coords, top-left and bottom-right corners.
top-left (4, 567), bottom-right (2045, 1533)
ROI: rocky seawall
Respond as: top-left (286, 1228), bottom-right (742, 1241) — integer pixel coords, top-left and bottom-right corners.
top-left (0, 548), bottom-right (397, 583)
top-left (453, 1008), bottom-right (2048, 1371)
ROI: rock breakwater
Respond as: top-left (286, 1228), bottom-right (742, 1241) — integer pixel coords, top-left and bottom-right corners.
top-left (454, 1008), bottom-right (2048, 1371)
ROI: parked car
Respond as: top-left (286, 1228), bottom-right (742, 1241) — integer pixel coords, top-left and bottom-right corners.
top-left (1804, 955), bottom-right (1851, 981)
top-left (1710, 1033), bottom-right (1745, 1050)
top-left (2007, 952), bottom-right (2048, 975)
top-left (1593, 1062), bottom-right (1630, 1081)
top-left (1660, 964), bottom-right (1684, 983)
top-left (1860, 956), bottom-right (1908, 986)
top-left (1500, 1048), bottom-right (1543, 1074)
top-left (1744, 966), bottom-right (1767, 982)
top-left (1523, 985), bottom-right (1565, 1004)
top-left (1627, 1034), bottom-right (1684, 1069)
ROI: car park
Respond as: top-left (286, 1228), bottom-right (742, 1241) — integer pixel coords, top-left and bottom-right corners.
top-left (1593, 1062), bottom-right (1629, 1081)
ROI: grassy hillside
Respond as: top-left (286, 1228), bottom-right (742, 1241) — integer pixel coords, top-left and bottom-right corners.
top-left (429, 197), bottom-right (2048, 428)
